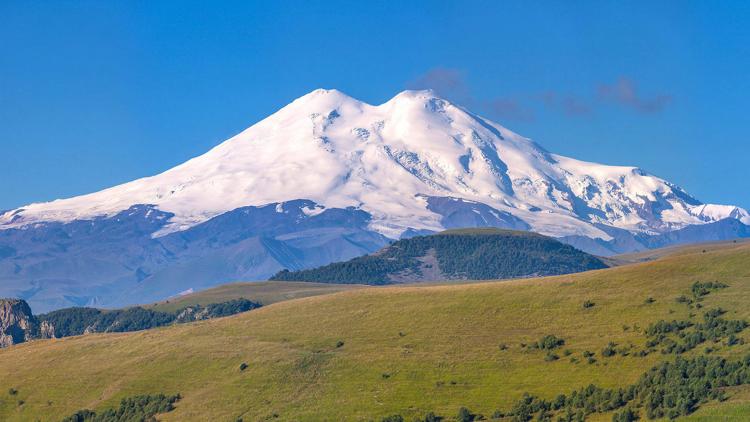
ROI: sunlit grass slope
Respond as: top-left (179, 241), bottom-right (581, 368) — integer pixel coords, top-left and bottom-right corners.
top-left (149, 280), bottom-right (364, 313)
top-left (1, 242), bottom-right (750, 421)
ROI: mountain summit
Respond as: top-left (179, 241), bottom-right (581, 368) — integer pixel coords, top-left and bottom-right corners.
top-left (3, 89), bottom-right (747, 239)
top-left (1, 89), bottom-right (748, 310)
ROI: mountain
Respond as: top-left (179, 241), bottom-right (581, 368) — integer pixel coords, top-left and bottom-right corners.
top-left (2, 241), bottom-right (750, 421)
top-left (271, 228), bottom-right (607, 284)
top-left (1, 89), bottom-right (748, 311)
top-left (0, 201), bottom-right (388, 312)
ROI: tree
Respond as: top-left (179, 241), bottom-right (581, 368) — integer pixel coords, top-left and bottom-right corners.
top-left (457, 407), bottom-right (475, 422)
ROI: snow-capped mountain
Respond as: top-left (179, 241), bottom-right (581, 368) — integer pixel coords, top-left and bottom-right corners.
top-left (1, 89), bottom-right (748, 311)
top-left (3, 89), bottom-right (747, 239)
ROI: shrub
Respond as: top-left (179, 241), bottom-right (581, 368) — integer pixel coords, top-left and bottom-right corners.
top-left (601, 342), bottom-right (617, 357)
top-left (336, 340), bottom-right (345, 348)
top-left (421, 412), bottom-right (441, 422)
top-left (644, 297), bottom-right (655, 304)
top-left (239, 362), bottom-right (248, 371)
top-left (63, 409), bottom-right (96, 421)
top-left (8, 388), bottom-right (17, 395)
top-left (583, 300), bottom-right (595, 309)
top-left (457, 407), bottom-right (475, 422)
top-left (612, 408), bottom-right (639, 422)
top-left (381, 415), bottom-right (404, 422)
top-left (691, 281), bottom-right (728, 298)
top-left (536, 335), bottom-right (565, 350)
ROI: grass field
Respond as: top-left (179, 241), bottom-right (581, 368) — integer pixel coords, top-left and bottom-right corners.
top-left (149, 280), bottom-right (365, 313)
top-left (604, 238), bottom-right (750, 266)
top-left (1, 242), bottom-right (750, 421)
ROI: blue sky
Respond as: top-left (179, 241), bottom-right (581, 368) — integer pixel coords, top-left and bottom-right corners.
top-left (1, 1), bottom-right (748, 210)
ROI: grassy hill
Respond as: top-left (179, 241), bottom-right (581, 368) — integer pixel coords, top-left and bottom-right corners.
top-left (606, 238), bottom-right (750, 267)
top-left (271, 228), bottom-right (607, 284)
top-left (0, 282), bottom-right (357, 349)
top-left (149, 281), bottom-right (365, 313)
top-left (1, 242), bottom-right (750, 421)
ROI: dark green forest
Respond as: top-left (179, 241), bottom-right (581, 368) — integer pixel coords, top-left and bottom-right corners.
top-left (36, 298), bottom-right (261, 338)
top-left (271, 229), bottom-right (607, 284)
top-left (61, 393), bottom-right (180, 422)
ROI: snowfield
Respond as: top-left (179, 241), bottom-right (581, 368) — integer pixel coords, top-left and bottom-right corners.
top-left (2, 89), bottom-right (748, 241)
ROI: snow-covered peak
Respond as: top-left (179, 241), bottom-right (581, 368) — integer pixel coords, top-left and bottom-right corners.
top-left (292, 88), bottom-right (362, 106)
top-left (2, 89), bottom-right (747, 240)
top-left (386, 89), bottom-right (441, 103)
top-left (690, 204), bottom-right (750, 225)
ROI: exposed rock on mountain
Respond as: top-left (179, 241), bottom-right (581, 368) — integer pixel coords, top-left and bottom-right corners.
top-left (0, 298), bottom-right (37, 347)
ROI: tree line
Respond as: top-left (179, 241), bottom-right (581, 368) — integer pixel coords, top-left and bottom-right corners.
top-left (36, 298), bottom-right (261, 338)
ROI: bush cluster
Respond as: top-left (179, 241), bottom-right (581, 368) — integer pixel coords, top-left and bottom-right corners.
top-left (61, 393), bottom-right (180, 422)
top-left (645, 308), bottom-right (747, 355)
top-left (528, 335), bottom-right (565, 351)
top-left (380, 353), bottom-right (750, 421)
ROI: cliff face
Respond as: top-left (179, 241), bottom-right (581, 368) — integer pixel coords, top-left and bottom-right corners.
top-left (0, 298), bottom-right (37, 347)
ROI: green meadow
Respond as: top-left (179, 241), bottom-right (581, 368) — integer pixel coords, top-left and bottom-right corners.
top-left (2, 241), bottom-right (750, 421)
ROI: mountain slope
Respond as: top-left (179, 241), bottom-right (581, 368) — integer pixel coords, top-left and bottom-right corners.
top-left (1, 89), bottom-right (748, 310)
top-left (0, 201), bottom-right (387, 312)
top-left (1, 242), bottom-right (749, 421)
top-left (271, 228), bottom-right (607, 284)
top-left (148, 281), bottom-right (366, 313)
top-left (2, 89), bottom-right (747, 239)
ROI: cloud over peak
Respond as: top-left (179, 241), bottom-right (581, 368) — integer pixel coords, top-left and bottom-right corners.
top-left (406, 68), bottom-right (672, 122)
top-left (598, 77), bottom-right (672, 113)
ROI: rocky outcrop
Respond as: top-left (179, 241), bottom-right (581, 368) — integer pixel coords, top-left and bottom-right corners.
top-left (0, 298), bottom-right (37, 347)
top-left (39, 320), bottom-right (55, 339)
top-left (174, 306), bottom-right (211, 323)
